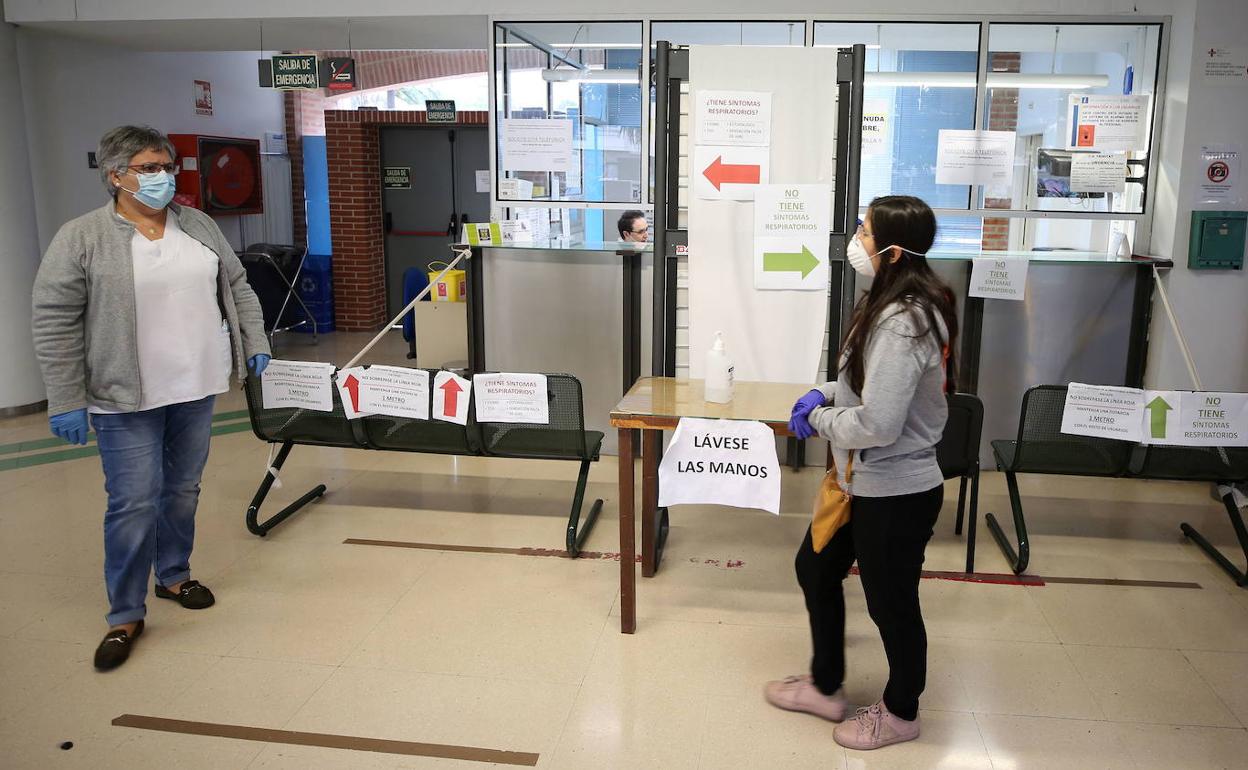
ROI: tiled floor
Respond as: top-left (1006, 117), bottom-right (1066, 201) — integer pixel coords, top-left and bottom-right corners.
top-left (1, 333), bottom-right (1247, 768)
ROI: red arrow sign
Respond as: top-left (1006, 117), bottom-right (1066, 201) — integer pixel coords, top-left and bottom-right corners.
top-left (343, 374), bottom-right (361, 412)
top-left (702, 155), bottom-right (761, 191)
top-left (439, 377), bottom-right (464, 416)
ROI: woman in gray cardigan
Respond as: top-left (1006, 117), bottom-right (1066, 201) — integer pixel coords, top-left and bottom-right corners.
top-left (31, 125), bottom-right (271, 671)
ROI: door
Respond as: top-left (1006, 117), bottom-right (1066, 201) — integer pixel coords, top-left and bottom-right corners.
top-left (380, 126), bottom-right (489, 319)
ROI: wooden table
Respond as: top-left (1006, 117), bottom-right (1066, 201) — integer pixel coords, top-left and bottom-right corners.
top-left (610, 377), bottom-right (809, 633)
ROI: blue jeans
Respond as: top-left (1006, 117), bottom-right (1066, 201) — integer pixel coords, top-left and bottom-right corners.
top-left (91, 396), bottom-right (215, 627)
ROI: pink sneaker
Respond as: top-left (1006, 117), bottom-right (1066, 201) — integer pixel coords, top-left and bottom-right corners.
top-left (763, 675), bottom-right (849, 722)
top-left (833, 701), bottom-right (920, 750)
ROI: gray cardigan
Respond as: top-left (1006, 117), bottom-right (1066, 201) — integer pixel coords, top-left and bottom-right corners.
top-left (808, 303), bottom-right (948, 498)
top-left (31, 201), bottom-right (270, 415)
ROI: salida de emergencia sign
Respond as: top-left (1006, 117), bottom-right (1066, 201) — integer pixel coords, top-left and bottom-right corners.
top-left (271, 55), bottom-right (319, 90)
top-left (658, 418), bottom-right (782, 514)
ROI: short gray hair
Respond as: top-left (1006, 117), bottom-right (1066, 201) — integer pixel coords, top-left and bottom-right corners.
top-left (97, 125), bottom-right (177, 197)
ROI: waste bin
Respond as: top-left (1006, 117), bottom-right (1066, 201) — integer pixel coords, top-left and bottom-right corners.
top-left (239, 243), bottom-right (306, 333)
top-left (294, 253), bottom-right (335, 334)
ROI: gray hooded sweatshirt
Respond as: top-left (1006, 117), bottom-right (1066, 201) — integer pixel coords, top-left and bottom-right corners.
top-left (808, 301), bottom-right (948, 498)
top-left (31, 201), bottom-right (270, 416)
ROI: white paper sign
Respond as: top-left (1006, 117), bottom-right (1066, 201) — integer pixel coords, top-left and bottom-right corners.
top-left (335, 366), bottom-right (374, 420)
top-left (1061, 383), bottom-right (1144, 442)
top-left (433, 371), bottom-right (472, 425)
top-left (499, 219), bottom-right (533, 244)
top-left (475, 170), bottom-right (491, 193)
top-left (1065, 95), bottom-right (1150, 153)
top-left (501, 119), bottom-right (575, 173)
top-left (753, 184), bottom-right (831, 291)
top-left (695, 90), bottom-right (772, 146)
top-left (473, 373), bottom-right (549, 424)
top-left (970, 256), bottom-right (1029, 301)
top-left (516, 207), bottom-right (552, 242)
top-left (693, 145), bottom-right (770, 200)
top-left (658, 418), bottom-right (782, 515)
top-left (1203, 46), bottom-right (1248, 85)
top-left (1070, 152), bottom-right (1127, 194)
top-left (861, 99), bottom-right (890, 157)
top-left (935, 130), bottom-right (1017, 186)
top-left (1198, 145), bottom-right (1242, 206)
top-left (359, 366), bottom-right (430, 420)
top-left (261, 360), bottom-right (335, 412)
top-left (498, 178), bottom-right (534, 200)
top-left (1145, 391), bottom-right (1248, 447)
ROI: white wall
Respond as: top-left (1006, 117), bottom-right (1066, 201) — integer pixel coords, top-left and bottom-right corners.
top-left (0, 3), bottom-right (46, 410)
top-left (1144, 0), bottom-right (1248, 392)
top-left (16, 30), bottom-right (287, 252)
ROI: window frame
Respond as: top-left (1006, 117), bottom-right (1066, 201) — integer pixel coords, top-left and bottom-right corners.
top-left (487, 13), bottom-right (1170, 251)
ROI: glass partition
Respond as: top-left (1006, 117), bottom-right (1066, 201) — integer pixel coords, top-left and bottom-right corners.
top-left (494, 21), bottom-right (644, 206)
top-left (980, 23), bottom-right (1163, 217)
top-left (814, 22), bottom-right (981, 211)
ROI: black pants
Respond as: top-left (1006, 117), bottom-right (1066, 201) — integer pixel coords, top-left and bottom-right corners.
top-left (794, 484), bottom-right (942, 721)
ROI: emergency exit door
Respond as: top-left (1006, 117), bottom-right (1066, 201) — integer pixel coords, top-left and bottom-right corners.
top-left (380, 126), bottom-right (489, 317)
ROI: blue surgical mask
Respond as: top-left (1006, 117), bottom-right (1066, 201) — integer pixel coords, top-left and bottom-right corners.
top-left (125, 170), bottom-right (176, 210)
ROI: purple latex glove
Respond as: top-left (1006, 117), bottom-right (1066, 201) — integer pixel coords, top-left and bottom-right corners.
top-left (788, 389), bottom-right (825, 440)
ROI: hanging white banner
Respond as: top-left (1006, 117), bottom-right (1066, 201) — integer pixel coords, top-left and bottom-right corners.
top-left (687, 45), bottom-right (838, 384)
top-left (658, 418), bottom-right (782, 515)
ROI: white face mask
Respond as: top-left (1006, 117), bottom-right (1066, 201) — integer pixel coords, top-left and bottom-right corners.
top-left (846, 237), bottom-right (929, 278)
top-left (846, 236), bottom-right (876, 277)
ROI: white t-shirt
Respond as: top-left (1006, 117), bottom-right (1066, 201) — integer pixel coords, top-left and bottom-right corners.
top-left (90, 215), bottom-right (232, 414)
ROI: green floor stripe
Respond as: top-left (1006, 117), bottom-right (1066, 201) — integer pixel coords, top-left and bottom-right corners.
top-left (0, 434), bottom-right (94, 456)
top-left (0, 410), bottom-right (250, 456)
top-left (0, 420), bottom-right (254, 473)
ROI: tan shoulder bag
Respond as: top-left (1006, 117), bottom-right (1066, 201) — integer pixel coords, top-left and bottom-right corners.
top-left (811, 451), bottom-right (854, 553)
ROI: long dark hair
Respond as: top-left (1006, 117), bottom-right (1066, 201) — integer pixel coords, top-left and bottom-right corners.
top-left (840, 195), bottom-right (958, 395)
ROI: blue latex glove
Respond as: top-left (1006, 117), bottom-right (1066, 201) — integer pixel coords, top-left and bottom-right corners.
top-left (789, 389), bottom-right (826, 440)
top-left (248, 354), bottom-right (271, 377)
top-left (50, 408), bottom-right (89, 446)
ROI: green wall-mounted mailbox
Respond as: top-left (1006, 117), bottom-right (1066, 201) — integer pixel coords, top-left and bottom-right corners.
top-left (1188, 210), bottom-right (1246, 270)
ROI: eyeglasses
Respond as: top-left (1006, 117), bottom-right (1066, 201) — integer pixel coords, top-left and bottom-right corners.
top-left (856, 223), bottom-right (873, 238)
top-left (631, 226), bottom-right (649, 235)
top-left (124, 162), bottom-right (179, 176)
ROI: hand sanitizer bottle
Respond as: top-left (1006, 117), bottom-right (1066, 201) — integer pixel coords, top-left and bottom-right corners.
top-left (705, 331), bottom-right (734, 404)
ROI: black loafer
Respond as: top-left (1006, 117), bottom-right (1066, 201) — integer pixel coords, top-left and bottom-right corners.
top-left (155, 580), bottom-right (215, 609)
top-left (94, 620), bottom-right (144, 671)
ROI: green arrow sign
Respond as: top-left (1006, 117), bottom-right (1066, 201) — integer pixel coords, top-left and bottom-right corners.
top-left (1146, 395), bottom-right (1173, 439)
top-left (763, 245), bottom-right (820, 278)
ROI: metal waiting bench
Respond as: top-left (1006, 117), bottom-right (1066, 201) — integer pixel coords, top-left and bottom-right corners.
top-left (241, 371), bottom-right (605, 557)
top-left (985, 384), bottom-right (1248, 585)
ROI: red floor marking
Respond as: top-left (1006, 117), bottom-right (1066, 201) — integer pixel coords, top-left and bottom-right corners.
top-left (848, 565), bottom-right (1045, 587)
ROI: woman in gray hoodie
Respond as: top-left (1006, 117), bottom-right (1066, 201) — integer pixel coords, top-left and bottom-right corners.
top-left (764, 196), bottom-right (957, 751)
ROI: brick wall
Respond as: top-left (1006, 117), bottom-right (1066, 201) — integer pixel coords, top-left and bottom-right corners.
top-left (325, 109), bottom-right (489, 331)
top-left (283, 93), bottom-right (307, 249)
top-left (982, 51), bottom-right (1020, 252)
